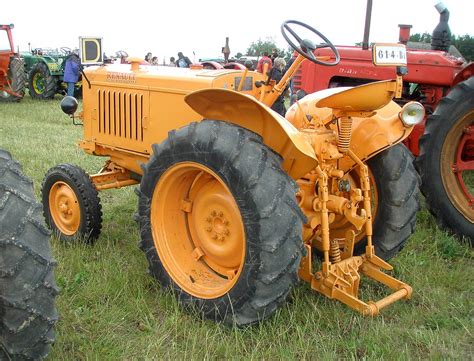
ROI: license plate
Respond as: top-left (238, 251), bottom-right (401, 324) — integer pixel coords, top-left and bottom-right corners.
top-left (373, 44), bottom-right (407, 66)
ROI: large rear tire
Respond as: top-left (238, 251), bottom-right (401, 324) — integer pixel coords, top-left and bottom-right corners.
top-left (342, 144), bottom-right (419, 260)
top-left (357, 144), bottom-right (419, 259)
top-left (138, 120), bottom-right (305, 326)
top-left (0, 149), bottom-right (58, 359)
top-left (416, 77), bottom-right (474, 245)
top-left (28, 62), bottom-right (56, 100)
top-left (0, 57), bottom-right (26, 102)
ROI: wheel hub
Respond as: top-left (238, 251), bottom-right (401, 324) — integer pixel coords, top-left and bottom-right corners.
top-left (151, 162), bottom-right (246, 299)
top-left (49, 182), bottom-right (80, 235)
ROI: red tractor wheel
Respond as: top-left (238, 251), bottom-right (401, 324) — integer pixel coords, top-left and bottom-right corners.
top-left (0, 57), bottom-right (26, 102)
top-left (416, 76), bottom-right (474, 244)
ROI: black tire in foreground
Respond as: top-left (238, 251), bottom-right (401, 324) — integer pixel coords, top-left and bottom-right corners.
top-left (28, 62), bottom-right (57, 100)
top-left (416, 77), bottom-right (474, 245)
top-left (42, 164), bottom-right (102, 243)
top-left (138, 120), bottom-right (305, 326)
top-left (0, 57), bottom-right (26, 102)
top-left (0, 149), bottom-right (58, 359)
top-left (354, 144), bottom-right (420, 260)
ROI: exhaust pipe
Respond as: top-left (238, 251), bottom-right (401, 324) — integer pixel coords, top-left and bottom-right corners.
top-left (431, 2), bottom-right (451, 51)
top-left (398, 24), bottom-right (412, 45)
top-left (362, 0), bottom-right (373, 50)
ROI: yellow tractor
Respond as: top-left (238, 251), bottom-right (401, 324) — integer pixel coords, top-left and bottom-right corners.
top-left (43, 20), bottom-right (422, 325)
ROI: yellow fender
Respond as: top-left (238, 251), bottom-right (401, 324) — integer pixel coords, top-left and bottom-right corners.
top-left (286, 83), bottom-right (413, 172)
top-left (185, 88), bottom-right (319, 179)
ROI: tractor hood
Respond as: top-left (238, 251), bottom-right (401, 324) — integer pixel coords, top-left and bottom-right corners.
top-left (83, 63), bottom-right (266, 95)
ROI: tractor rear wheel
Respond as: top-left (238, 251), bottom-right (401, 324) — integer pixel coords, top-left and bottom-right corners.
top-left (0, 149), bottom-right (58, 359)
top-left (138, 120), bottom-right (305, 326)
top-left (355, 144), bottom-right (420, 259)
top-left (329, 144), bottom-right (419, 260)
top-left (42, 164), bottom-right (102, 243)
top-left (0, 57), bottom-right (26, 102)
top-left (416, 77), bottom-right (474, 244)
top-left (28, 62), bottom-right (56, 100)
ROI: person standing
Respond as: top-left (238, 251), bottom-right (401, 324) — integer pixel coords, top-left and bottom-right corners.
top-left (169, 57), bottom-right (177, 67)
top-left (176, 52), bottom-right (192, 68)
top-left (63, 51), bottom-right (81, 97)
top-left (256, 52), bottom-right (272, 74)
top-left (270, 48), bottom-right (279, 63)
top-left (269, 57), bottom-right (288, 116)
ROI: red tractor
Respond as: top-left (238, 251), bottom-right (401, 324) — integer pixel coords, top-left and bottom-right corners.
top-left (294, 1), bottom-right (473, 243)
top-left (0, 24), bottom-right (26, 102)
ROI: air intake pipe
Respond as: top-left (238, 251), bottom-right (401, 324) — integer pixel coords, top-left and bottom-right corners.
top-left (431, 2), bottom-right (451, 52)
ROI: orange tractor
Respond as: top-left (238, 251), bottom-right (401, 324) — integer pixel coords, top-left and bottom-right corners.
top-left (43, 20), bottom-right (422, 324)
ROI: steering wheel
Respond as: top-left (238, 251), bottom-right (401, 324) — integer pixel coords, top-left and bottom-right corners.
top-left (281, 20), bottom-right (340, 66)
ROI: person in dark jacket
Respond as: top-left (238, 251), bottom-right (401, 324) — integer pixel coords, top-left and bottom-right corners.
top-left (176, 52), bottom-right (192, 68)
top-left (270, 57), bottom-right (288, 116)
top-left (63, 51), bottom-right (81, 97)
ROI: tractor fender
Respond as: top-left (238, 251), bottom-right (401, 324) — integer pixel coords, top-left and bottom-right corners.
top-left (286, 87), bottom-right (413, 172)
top-left (340, 103), bottom-right (412, 171)
top-left (452, 63), bottom-right (473, 87)
top-left (185, 88), bottom-right (319, 179)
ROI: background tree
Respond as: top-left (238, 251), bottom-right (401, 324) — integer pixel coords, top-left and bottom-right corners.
top-left (452, 34), bottom-right (474, 61)
top-left (246, 38), bottom-right (277, 56)
top-left (409, 32), bottom-right (474, 60)
top-left (245, 38), bottom-right (293, 61)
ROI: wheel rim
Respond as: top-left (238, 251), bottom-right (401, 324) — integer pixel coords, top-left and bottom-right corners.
top-left (151, 162), bottom-right (246, 299)
top-left (49, 181), bottom-right (81, 235)
top-left (33, 72), bottom-right (45, 94)
top-left (441, 111), bottom-right (474, 222)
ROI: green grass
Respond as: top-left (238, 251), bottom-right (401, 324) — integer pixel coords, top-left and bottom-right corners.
top-left (1, 98), bottom-right (473, 359)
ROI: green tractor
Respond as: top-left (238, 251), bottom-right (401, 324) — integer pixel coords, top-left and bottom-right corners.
top-left (21, 47), bottom-right (80, 99)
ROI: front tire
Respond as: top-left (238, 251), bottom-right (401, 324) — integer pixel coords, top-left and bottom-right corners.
top-left (42, 164), bottom-right (102, 243)
top-left (416, 77), bottom-right (474, 244)
top-left (28, 62), bottom-right (56, 100)
top-left (138, 120), bottom-right (305, 326)
top-left (0, 149), bottom-right (58, 359)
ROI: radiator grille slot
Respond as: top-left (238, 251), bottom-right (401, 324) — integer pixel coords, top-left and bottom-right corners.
top-left (97, 90), bottom-right (144, 141)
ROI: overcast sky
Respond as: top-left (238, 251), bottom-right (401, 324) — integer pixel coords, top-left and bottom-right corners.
top-left (2, 0), bottom-right (472, 63)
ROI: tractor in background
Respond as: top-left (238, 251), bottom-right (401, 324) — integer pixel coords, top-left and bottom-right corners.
top-left (0, 24), bottom-right (26, 102)
top-left (294, 1), bottom-right (473, 243)
top-left (21, 47), bottom-right (80, 99)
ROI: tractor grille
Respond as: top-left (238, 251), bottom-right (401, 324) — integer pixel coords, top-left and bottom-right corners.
top-left (97, 90), bottom-right (144, 141)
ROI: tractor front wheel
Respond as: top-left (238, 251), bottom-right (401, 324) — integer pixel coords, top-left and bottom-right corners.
top-left (28, 62), bottom-right (56, 100)
top-left (42, 164), bottom-right (102, 243)
top-left (0, 57), bottom-right (26, 102)
top-left (416, 76), bottom-right (474, 244)
top-left (138, 120), bottom-right (305, 326)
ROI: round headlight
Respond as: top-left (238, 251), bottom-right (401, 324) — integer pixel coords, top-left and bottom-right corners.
top-left (60, 96), bottom-right (78, 115)
top-left (399, 102), bottom-right (425, 127)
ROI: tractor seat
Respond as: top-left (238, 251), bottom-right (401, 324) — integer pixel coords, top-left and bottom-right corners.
top-left (316, 80), bottom-right (398, 112)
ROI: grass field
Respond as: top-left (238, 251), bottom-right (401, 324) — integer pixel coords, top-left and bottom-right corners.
top-left (1, 97), bottom-right (473, 359)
